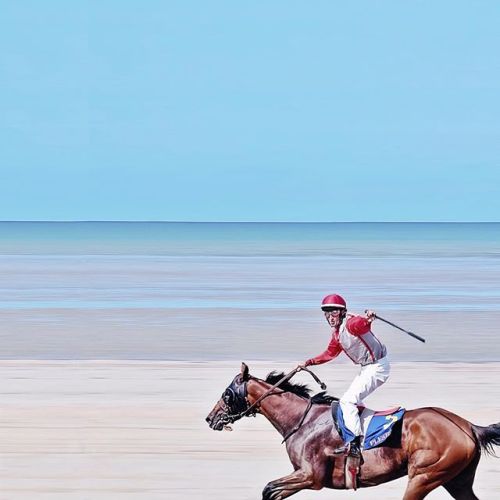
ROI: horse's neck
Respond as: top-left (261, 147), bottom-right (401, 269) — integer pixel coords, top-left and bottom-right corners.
top-left (247, 380), bottom-right (309, 437)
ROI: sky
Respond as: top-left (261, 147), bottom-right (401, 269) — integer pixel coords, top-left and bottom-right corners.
top-left (1, 1), bottom-right (499, 222)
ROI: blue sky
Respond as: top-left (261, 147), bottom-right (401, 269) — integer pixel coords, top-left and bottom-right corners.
top-left (1, 1), bottom-right (499, 221)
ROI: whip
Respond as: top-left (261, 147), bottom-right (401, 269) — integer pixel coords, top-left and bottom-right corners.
top-left (366, 310), bottom-right (426, 343)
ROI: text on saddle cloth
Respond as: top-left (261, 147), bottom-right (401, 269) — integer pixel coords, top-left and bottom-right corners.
top-left (334, 404), bottom-right (406, 450)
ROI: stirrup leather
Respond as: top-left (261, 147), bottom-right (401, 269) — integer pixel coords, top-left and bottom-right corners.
top-left (345, 455), bottom-right (361, 490)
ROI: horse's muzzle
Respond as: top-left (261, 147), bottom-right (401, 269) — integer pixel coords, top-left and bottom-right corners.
top-left (206, 414), bottom-right (225, 431)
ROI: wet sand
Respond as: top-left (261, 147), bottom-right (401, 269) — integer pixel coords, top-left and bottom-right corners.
top-left (0, 361), bottom-right (499, 499)
top-left (2, 308), bottom-right (500, 362)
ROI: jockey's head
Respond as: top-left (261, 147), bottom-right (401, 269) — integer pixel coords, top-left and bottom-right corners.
top-left (321, 294), bottom-right (347, 329)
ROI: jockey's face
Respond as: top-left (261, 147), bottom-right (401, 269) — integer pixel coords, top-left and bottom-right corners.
top-left (323, 308), bottom-right (343, 329)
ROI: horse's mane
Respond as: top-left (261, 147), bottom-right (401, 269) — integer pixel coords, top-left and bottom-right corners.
top-left (265, 371), bottom-right (338, 404)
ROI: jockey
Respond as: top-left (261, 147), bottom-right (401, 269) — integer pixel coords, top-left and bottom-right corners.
top-left (298, 293), bottom-right (390, 458)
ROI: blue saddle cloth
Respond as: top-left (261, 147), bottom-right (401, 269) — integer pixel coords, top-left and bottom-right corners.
top-left (336, 405), bottom-right (406, 450)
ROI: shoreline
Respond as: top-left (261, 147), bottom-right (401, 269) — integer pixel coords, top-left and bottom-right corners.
top-left (1, 359), bottom-right (500, 365)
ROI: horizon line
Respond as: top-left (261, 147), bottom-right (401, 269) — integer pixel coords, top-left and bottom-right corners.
top-left (1, 220), bottom-right (499, 224)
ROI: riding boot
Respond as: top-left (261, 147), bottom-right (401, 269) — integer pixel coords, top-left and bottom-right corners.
top-left (349, 435), bottom-right (362, 458)
top-left (332, 436), bottom-right (363, 456)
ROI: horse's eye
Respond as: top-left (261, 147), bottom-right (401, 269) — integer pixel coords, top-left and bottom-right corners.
top-left (223, 391), bottom-right (233, 404)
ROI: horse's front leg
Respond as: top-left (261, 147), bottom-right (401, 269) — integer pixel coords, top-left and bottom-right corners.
top-left (262, 469), bottom-right (317, 500)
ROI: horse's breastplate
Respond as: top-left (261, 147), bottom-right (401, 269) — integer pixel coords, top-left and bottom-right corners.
top-left (339, 327), bottom-right (387, 366)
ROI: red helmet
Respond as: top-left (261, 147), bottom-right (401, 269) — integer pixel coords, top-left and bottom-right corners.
top-left (321, 294), bottom-right (347, 310)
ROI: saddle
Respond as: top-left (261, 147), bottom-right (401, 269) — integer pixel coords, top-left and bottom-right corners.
top-left (331, 401), bottom-right (405, 450)
top-left (330, 401), bottom-right (405, 490)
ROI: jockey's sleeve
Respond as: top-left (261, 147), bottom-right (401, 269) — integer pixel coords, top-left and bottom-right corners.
top-left (304, 335), bottom-right (342, 366)
top-left (346, 315), bottom-right (371, 336)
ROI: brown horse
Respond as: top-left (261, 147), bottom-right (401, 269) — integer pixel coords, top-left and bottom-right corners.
top-left (206, 363), bottom-right (500, 499)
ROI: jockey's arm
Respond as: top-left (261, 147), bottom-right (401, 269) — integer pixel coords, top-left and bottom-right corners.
top-left (303, 336), bottom-right (342, 367)
top-left (345, 315), bottom-right (371, 336)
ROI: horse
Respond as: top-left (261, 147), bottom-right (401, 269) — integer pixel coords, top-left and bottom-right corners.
top-left (206, 363), bottom-right (500, 499)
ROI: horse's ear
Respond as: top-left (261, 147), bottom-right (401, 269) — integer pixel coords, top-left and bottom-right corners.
top-left (241, 362), bottom-right (250, 381)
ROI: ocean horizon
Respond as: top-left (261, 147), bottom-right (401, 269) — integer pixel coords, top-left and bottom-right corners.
top-left (1, 221), bottom-right (500, 256)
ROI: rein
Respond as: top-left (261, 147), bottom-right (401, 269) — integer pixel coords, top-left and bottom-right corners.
top-left (282, 398), bottom-right (313, 443)
top-left (233, 367), bottom-right (327, 422)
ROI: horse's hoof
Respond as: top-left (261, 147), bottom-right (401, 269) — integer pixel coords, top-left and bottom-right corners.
top-left (262, 484), bottom-right (274, 500)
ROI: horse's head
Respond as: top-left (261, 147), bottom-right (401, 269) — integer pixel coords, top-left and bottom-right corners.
top-left (206, 362), bottom-right (253, 431)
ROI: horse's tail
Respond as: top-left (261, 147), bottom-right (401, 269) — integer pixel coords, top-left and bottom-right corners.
top-left (471, 422), bottom-right (500, 456)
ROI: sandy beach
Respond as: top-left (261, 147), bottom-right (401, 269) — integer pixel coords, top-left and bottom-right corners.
top-left (0, 361), bottom-right (498, 499)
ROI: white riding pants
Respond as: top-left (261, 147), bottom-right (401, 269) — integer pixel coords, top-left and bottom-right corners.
top-left (339, 356), bottom-right (391, 438)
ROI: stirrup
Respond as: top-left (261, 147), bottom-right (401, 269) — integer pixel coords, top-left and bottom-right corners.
top-left (332, 443), bottom-right (350, 455)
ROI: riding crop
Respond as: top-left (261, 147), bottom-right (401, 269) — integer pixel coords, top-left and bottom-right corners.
top-left (366, 311), bottom-right (426, 343)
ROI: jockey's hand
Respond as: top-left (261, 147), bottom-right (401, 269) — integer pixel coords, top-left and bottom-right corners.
top-left (365, 310), bottom-right (377, 322)
top-left (296, 362), bottom-right (307, 372)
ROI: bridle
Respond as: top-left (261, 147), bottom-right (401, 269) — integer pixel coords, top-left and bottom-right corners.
top-left (219, 367), bottom-right (327, 428)
top-left (219, 374), bottom-right (258, 425)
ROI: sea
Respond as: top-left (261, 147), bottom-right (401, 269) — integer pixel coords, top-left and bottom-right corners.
top-left (1, 221), bottom-right (500, 361)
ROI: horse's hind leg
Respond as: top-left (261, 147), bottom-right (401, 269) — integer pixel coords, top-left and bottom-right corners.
top-left (402, 475), bottom-right (444, 500)
top-left (443, 484), bottom-right (479, 500)
top-left (443, 453), bottom-right (480, 500)
top-left (402, 448), bottom-right (457, 500)
top-left (262, 469), bottom-right (316, 500)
